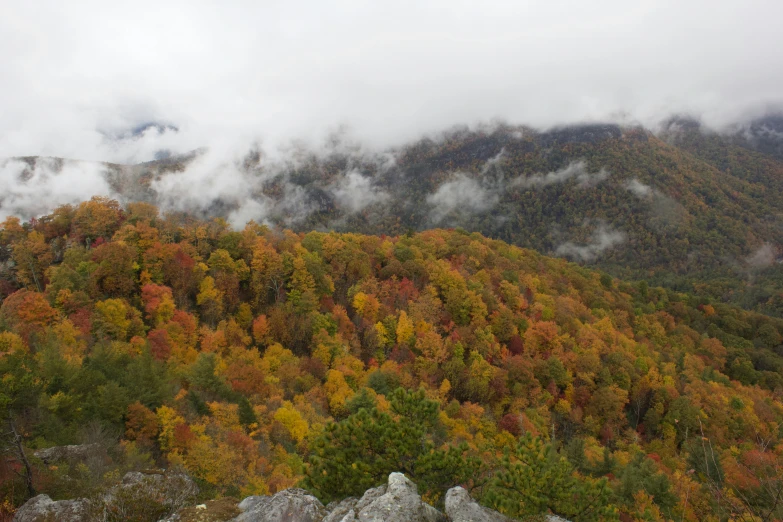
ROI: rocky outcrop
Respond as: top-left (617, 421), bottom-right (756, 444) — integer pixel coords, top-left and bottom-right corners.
top-left (322, 473), bottom-right (445, 522)
top-left (113, 469), bottom-right (198, 504)
top-left (444, 486), bottom-right (512, 522)
top-left (443, 486), bottom-right (570, 522)
top-left (14, 471), bottom-right (570, 522)
top-left (33, 443), bottom-right (106, 465)
top-left (322, 483), bottom-right (388, 522)
top-left (14, 470), bottom-right (198, 522)
top-left (350, 472), bottom-right (446, 522)
top-left (322, 497), bottom-right (358, 522)
top-left (12, 494), bottom-right (88, 522)
top-left (96, 469), bottom-right (198, 521)
top-left (230, 488), bottom-right (328, 522)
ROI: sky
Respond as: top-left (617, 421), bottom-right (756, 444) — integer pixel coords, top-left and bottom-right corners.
top-left (1, 0), bottom-right (782, 163)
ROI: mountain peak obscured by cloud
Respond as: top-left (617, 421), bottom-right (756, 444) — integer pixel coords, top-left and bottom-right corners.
top-left (2, 0), bottom-right (782, 164)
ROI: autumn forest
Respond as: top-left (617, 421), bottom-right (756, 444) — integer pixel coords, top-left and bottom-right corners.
top-left (1, 195), bottom-right (783, 520)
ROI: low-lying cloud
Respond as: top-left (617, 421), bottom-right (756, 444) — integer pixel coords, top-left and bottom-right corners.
top-left (150, 146), bottom-right (261, 216)
top-left (624, 178), bottom-right (654, 198)
top-left (746, 243), bottom-right (777, 269)
top-left (426, 157), bottom-right (613, 223)
top-left (0, 158), bottom-right (117, 221)
top-left (512, 161), bottom-right (609, 189)
top-left (331, 171), bottom-right (389, 213)
top-left (427, 174), bottom-right (499, 223)
top-left (555, 224), bottom-right (626, 261)
top-left (623, 177), bottom-right (688, 228)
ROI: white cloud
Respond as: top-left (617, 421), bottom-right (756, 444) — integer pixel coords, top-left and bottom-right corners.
top-left (555, 224), bottom-right (626, 261)
top-left (746, 243), bottom-right (777, 269)
top-left (2, 1), bottom-right (782, 226)
top-left (227, 198), bottom-right (272, 229)
top-left (512, 161), bottom-right (609, 189)
top-left (480, 148), bottom-right (506, 176)
top-left (150, 153), bottom-right (246, 212)
top-left (0, 158), bottom-right (117, 221)
top-left (427, 173), bottom-right (498, 223)
top-left (331, 170), bottom-right (389, 213)
top-left (624, 178), bottom-right (654, 197)
top-left (1, 0), bottom-right (782, 164)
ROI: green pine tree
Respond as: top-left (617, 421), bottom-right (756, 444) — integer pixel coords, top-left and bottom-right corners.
top-left (303, 388), bottom-right (480, 504)
top-left (482, 434), bottom-right (618, 521)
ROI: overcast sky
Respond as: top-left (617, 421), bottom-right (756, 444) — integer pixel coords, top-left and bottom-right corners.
top-left (1, 0), bottom-right (782, 163)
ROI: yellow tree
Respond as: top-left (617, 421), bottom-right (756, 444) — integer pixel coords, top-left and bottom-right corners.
top-left (273, 401), bottom-right (309, 443)
top-left (288, 255), bottom-right (317, 314)
top-left (324, 369), bottom-right (354, 417)
top-left (93, 298), bottom-right (144, 341)
top-left (395, 310), bottom-right (414, 347)
top-left (156, 405), bottom-right (186, 453)
top-left (250, 238), bottom-right (284, 306)
top-left (197, 276), bottom-right (224, 327)
top-left (12, 230), bottom-right (53, 291)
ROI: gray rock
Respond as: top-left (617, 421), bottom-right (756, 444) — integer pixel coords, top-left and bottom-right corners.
top-left (238, 496), bottom-right (269, 512)
top-left (117, 470), bottom-right (198, 501)
top-left (230, 488), bottom-right (327, 522)
top-left (15, 471), bottom-right (199, 522)
top-left (353, 473), bottom-right (446, 522)
top-left (122, 470), bottom-right (165, 486)
top-left (322, 483), bottom-right (389, 522)
top-left (13, 494), bottom-right (87, 522)
top-left (352, 486), bottom-right (385, 514)
top-left (33, 443), bottom-right (105, 465)
top-left (94, 470), bottom-right (198, 521)
top-left (444, 486), bottom-right (512, 522)
top-left (323, 497), bottom-right (359, 522)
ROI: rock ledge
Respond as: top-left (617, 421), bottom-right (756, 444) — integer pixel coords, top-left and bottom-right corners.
top-left (15, 471), bottom-right (570, 522)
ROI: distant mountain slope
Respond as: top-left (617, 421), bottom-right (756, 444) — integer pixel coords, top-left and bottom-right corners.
top-left (730, 115), bottom-right (783, 161)
top-left (660, 116), bottom-right (783, 197)
top-left (274, 123), bottom-right (783, 313)
top-left (4, 120), bottom-right (783, 313)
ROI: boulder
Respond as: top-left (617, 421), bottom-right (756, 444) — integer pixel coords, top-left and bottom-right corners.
top-left (116, 469), bottom-right (198, 503)
top-left (351, 485), bottom-right (386, 515)
top-left (230, 488), bottom-right (328, 522)
top-left (237, 496), bottom-right (268, 513)
top-left (322, 497), bottom-right (359, 522)
top-left (122, 470), bottom-right (166, 486)
top-left (94, 470), bottom-right (198, 521)
top-left (33, 443), bottom-right (105, 465)
top-left (15, 470), bottom-right (565, 522)
top-left (322, 483), bottom-right (390, 522)
top-left (350, 473), bottom-right (446, 522)
top-left (13, 494), bottom-right (87, 522)
top-left (444, 486), bottom-right (512, 522)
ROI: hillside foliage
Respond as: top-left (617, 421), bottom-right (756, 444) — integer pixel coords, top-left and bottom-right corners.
top-left (0, 198), bottom-right (782, 521)
top-left (236, 123), bottom-right (783, 315)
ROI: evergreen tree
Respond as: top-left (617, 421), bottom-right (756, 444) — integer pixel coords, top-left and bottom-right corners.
top-left (0, 350), bottom-right (42, 499)
top-left (616, 453), bottom-right (678, 517)
top-left (482, 434), bottom-right (618, 521)
top-left (304, 388), bottom-right (480, 503)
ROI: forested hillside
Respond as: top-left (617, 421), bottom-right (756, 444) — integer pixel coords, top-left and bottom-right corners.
top-left (7, 120), bottom-right (783, 316)
top-left (284, 123), bottom-right (783, 315)
top-left (2, 199), bottom-right (783, 520)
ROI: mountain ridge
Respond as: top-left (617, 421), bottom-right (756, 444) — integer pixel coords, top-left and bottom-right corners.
top-left (4, 119), bottom-right (783, 314)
